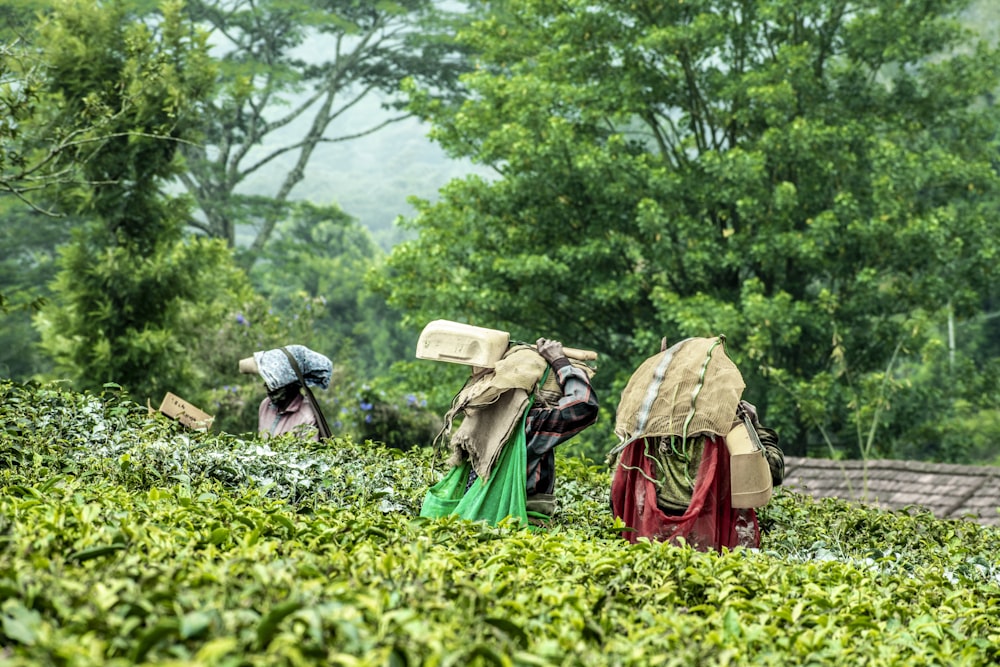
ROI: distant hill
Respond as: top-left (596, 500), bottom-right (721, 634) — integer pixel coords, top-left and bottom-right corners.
top-left (240, 93), bottom-right (493, 251)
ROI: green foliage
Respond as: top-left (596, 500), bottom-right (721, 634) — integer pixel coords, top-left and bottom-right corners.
top-left (0, 24), bottom-right (55, 213)
top-left (251, 202), bottom-right (410, 377)
top-left (383, 0), bottom-right (1000, 461)
top-left (884, 327), bottom-right (1000, 463)
top-left (37, 235), bottom-right (229, 400)
top-left (0, 0), bottom-right (49, 40)
top-left (0, 201), bottom-right (66, 378)
top-left (3, 380), bottom-right (1000, 665)
top-left (30, 0), bottom-right (225, 402)
top-left (1, 1), bottom-right (176, 371)
top-left (35, 0), bottom-right (215, 228)
top-left (350, 383), bottom-right (442, 452)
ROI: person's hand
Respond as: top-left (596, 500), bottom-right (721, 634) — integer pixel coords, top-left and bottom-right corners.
top-left (536, 338), bottom-right (565, 365)
top-left (737, 400), bottom-right (760, 426)
top-left (738, 400), bottom-right (759, 424)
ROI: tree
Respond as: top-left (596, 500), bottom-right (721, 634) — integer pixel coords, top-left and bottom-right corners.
top-left (251, 201), bottom-right (410, 376)
top-left (379, 0), bottom-right (1000, 458)
top-left (33, 0), bottom-right (223, 401)
top-left (0, 1), bottom-right (161, 212)
top-left (1, 2), bottom-right (153, 380)
top-left (1, 44), bottom-right (68, 340)
top-left (0, 202), bottom-right (69, 378)
top-left (0, 36), bottom-right (64, 213)
top-left (175, 0), bottom-right (476, 266)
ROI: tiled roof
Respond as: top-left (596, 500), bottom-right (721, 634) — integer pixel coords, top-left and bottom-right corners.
top-left (782, 456), bottom-right (1000, 527)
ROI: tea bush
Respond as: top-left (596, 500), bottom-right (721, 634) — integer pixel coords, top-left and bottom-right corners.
top-left (2, 380), bottom-right (999, 665)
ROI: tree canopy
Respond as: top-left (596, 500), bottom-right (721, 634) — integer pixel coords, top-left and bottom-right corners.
top-left (176, 0), bottom-right (477, 266)
top-left (381, 0), bottom-right (1000, 457)
top-left (4, 0), bottom-right (1000, 461)
top-left (251, 201), bottom-right (411, 376)
top-left (32, 0), bottom-right (227, 401)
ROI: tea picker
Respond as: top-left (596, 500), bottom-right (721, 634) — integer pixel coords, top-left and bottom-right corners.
top-left (415, 320), bottom-right (600, 527)
top-left (608, 335), bottom-right (785, 552)
top-left (239, 344), bottom-right (334, 441)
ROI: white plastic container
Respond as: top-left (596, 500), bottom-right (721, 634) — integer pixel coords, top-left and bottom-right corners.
top-left (415, 320), bottom-right (511, 368)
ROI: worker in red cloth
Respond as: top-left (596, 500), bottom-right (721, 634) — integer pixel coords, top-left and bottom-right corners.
top-left (609, 336), bottom-right (783, 551)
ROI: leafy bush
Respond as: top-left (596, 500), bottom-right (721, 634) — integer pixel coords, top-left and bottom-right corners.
top-left (348, 385), bottom-right (442, 452)
top-left (2, 380), bottom-right (1000, 665)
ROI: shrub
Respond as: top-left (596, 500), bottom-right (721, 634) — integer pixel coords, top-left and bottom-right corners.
top-left (3, 379), bottom-right (1000, 665)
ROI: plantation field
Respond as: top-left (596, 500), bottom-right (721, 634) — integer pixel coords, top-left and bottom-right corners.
top-left (2, 380), bottom-right (999, 666)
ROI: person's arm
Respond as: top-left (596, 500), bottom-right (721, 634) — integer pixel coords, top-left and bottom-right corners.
top-left (527, 339), bottom-right (599, 457)
top-left (757, 426), bottom-right (784, 487)
top-left (739, 399), bottom-right (784, 486)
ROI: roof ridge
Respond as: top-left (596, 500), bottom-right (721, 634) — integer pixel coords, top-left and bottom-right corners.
top-left (784, 456), bottom-right (1000, 477)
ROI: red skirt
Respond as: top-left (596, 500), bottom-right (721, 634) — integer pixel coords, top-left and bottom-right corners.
top-left (610, 435), bottom-right (760, 552)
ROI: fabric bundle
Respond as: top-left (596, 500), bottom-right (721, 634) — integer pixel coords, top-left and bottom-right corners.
top-left (250, 345), bottom-right (333, 391)
top-left (610, 436), bottom-right (761, 551)
top-left (614, 336), bottom-right (744, 445)
top-left (442, 345), bottom-right (547, 481)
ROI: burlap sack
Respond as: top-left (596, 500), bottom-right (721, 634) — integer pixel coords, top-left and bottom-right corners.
top-left (615, 336), bottom-right (745, 443)
top-left (726, 421), bottom-right (773, 508)
top-left (443, 345), bottom-right (547, 479)
top-left (446, 345), bottom-right (546, 412)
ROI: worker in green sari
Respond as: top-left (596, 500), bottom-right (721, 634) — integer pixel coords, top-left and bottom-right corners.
top-left (421, 338), bottom-right (599, 526)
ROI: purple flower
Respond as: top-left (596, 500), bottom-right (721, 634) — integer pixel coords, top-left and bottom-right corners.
top-left (360, 401), bottom-right (373, 412)
top-left (364, 414), bottom-right (372, 424)
top-left (235, 313), bottom-right (248, 326)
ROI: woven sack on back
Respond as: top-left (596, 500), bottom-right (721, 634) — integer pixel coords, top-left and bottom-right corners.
top-left (444, 345), bottom-right (545, 418)
top-left (615, 336), bottom-right (744, 444)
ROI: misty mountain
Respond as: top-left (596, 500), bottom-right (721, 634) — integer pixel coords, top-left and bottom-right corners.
top-left (239, 93), bottom-right (493, 251)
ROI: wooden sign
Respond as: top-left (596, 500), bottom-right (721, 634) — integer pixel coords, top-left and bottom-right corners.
top-left (158, 392), bottom-right (214, 431)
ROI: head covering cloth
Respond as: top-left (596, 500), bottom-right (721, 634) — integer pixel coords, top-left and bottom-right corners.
top-left (252, 345), bottom-right (332, 391)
